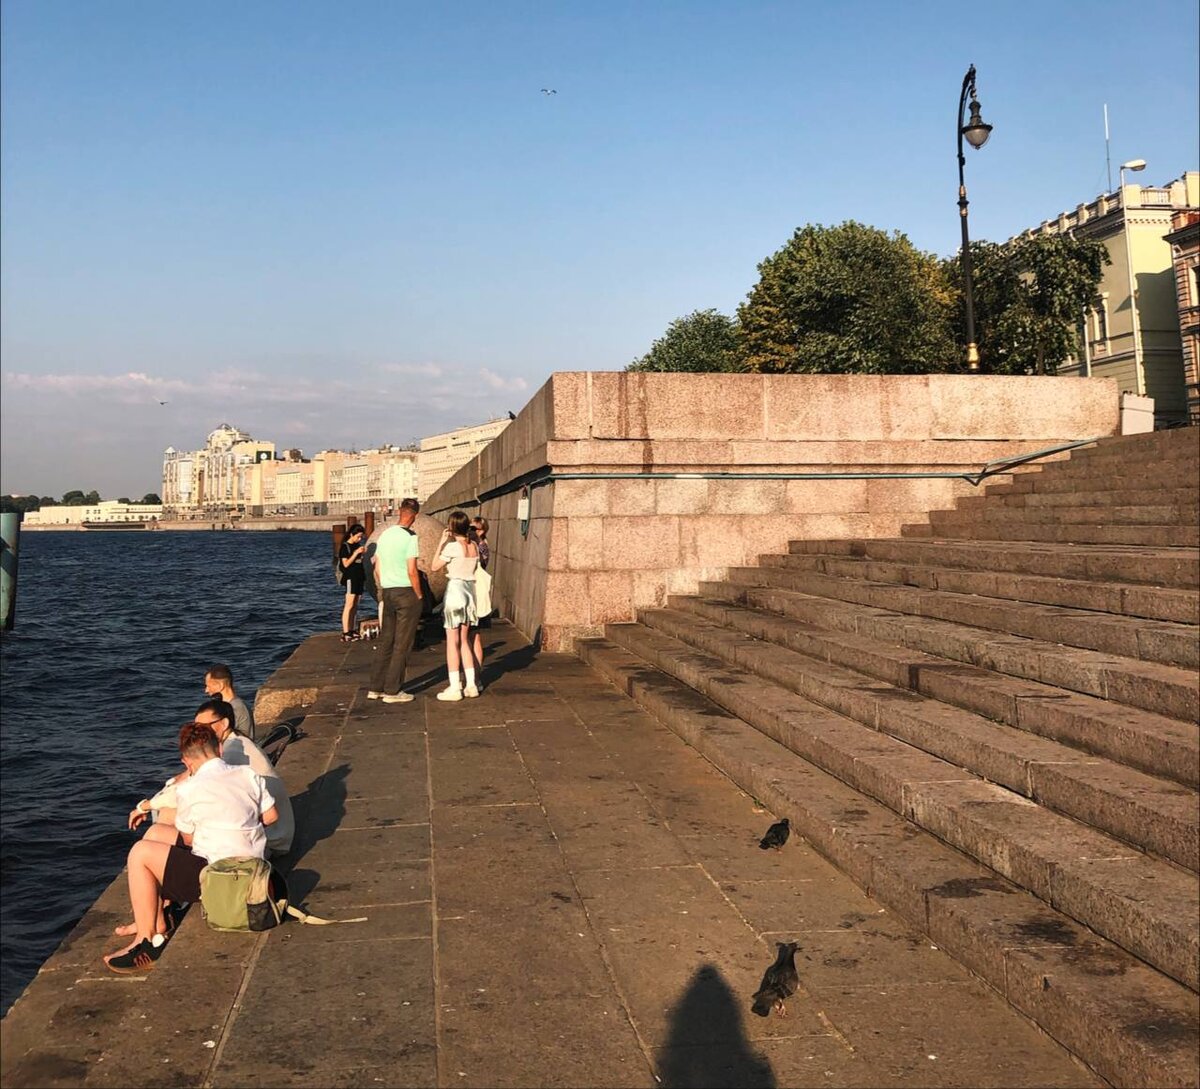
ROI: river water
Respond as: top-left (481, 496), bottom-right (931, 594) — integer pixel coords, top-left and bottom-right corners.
top-left (0, 530), bottom-right (337, 1014)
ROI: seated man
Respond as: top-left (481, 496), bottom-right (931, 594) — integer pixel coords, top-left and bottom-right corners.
top-left (194, 698), bottom-right (294, 856)
top-left (128, 699), bottom-right (294, 858)
top-left (204, 663), bottom-right (256, 742)
top-left (105, 721), bottom-right (277, 973)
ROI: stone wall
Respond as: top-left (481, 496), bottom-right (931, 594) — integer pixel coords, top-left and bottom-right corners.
top-left (425, 373), bottom-right (1121, 652)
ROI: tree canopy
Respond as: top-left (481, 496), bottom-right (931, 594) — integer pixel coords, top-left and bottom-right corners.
top-left (949, 234), bottom-right (1110, 374)
top-left (627, 308), bottom-right (745, 373)
top-left (737, 222), bottom-right (959, 374)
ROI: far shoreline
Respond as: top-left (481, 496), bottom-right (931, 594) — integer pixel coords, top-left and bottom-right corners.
top-left (21, 519), bottom-right (336, 533)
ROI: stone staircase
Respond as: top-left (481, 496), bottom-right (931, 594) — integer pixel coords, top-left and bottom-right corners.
top-left (578, 426), bottom-right (1200, 1088)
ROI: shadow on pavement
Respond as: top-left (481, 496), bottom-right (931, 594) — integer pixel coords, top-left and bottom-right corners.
top-left (659, 964), bottom-right (775, 1089)
top-left (278, 762), bottom-right (349, 902)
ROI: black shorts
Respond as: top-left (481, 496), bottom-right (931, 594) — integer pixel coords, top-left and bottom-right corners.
top-left (344, 568), bottom-right (365, 595)
top-left (161, 844), bottom-right (206, 903)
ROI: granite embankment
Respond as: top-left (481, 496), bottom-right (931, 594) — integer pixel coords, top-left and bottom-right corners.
top-left (0, 623), bottom-right (1097, 1088)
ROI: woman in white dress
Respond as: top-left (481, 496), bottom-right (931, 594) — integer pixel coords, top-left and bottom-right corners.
top-left (431, 510), bottom-right (480, 700)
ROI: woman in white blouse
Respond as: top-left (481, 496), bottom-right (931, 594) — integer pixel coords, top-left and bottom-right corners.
top-left (431, 510), bottom-right (480, 701)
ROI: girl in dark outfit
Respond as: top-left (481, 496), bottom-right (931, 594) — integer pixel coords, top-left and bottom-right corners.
top-left (339, 524), bottom-right (368, 642)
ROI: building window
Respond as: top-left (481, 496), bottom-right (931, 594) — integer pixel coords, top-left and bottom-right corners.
top-left (1091, 296), bottom-right (1109, 352)
top-left (1189, 264), bottom-right (1199, 307)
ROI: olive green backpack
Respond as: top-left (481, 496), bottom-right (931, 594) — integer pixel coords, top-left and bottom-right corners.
top-left (199, 857), bottom-right (367, 932)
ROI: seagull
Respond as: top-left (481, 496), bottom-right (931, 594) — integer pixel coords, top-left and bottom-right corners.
top-left (158, 401), bottom-right (169, 406)
top-left (541, 88), bottom-right (556, 95)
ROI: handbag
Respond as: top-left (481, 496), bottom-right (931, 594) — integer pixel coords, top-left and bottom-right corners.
top-left (474, 564), bottom-right (493, 619)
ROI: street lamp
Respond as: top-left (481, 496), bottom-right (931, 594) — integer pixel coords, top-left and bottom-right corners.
top-left (957, 64), bottom-right (993, 372)
top-left (1118, 158), bottom-right (1146, 391)
top-left (1119, 158), bottom-right (1146, 189)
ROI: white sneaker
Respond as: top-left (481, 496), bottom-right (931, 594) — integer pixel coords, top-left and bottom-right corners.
top-left (436, 686), bottom-right (463, 702)
top-left (367, 690), bottom-right (384, 700)
top-left (382, 692), bottom-right (415, 704)
top-left (463, 685), bottom-right (480, 699)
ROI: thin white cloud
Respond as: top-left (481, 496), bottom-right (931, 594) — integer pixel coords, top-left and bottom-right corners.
top-left (378, 362), bottom-right (445, 378)
top-left (4, 371), bottom-right (197, 396)
top-left (478, 368), bottom-right (528, 392)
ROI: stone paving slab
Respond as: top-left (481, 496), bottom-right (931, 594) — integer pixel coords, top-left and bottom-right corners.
top-left (2, 621), bottom-right (1101, 1089)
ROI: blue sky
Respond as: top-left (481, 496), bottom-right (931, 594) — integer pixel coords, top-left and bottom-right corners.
top-left (2, 0), bottom-right (1197, 495)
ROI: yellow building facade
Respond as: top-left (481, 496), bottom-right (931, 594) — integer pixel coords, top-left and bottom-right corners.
top-left (1012, 171), bottom-right (1199, 422)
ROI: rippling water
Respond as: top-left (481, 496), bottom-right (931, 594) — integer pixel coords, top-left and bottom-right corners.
top-left (0, 530), bottom-right (336, 1014)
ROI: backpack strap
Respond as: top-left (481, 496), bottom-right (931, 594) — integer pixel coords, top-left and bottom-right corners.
top-left (282, 902), bottom-right (368, 926)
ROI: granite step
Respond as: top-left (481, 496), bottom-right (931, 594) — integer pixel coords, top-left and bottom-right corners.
top-left (931, 503), bottom-right (1199, 527)
top-left (904, 522), bottom-right (1200, 547)
top-left (959, 486), bottom-right (1199, 511)
top-left (1071, 427), bottom-right (1200, 460)
top-left (599, 620), bottom-right (1200, 992)
top-left (675, 589), bottom-right (1200, 788)
top-left (577, 636), bottom-right (1200, 1089)
top-left (639, 603), bottom-right (1199, 871)
top-left (724, 565), bottom-right (1200, 669)
top-left (759, 550), bottom-right (1200, 624)
top-left (696, 581), bottom-right (1199, 722)
top-left (986, 463), bottom-right (1200, 496)
top-left (785, 537), bottom-right (1200, 589)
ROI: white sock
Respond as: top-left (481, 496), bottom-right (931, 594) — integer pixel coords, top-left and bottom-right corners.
top-left (464, 668), bottom-right (476, 688)
top-left (447, 674), bottom-right (462, 690)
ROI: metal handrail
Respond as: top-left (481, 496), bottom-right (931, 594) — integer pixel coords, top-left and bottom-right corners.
top-left (423, 436), bottom-right (1106, 516)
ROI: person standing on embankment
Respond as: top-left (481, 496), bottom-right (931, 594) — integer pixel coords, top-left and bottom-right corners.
top-left (367, 498), bottom-right (423, 704)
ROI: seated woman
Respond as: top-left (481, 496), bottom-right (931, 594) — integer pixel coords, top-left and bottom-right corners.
top-left (104, 721), bottom-right (278, 974)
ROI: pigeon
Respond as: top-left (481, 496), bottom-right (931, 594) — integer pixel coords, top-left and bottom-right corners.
top-left (540, 88), bottom-right (557, 95)
top-left (759, 817), bottom-right (789, 850)
top-left (751, 941), bottom-right (800, 1018)
top-left (507, 410), bottom-right (517, 420)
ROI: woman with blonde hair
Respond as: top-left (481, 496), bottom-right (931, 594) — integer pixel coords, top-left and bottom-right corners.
top-left (431, 510), bottom-right (480, 700)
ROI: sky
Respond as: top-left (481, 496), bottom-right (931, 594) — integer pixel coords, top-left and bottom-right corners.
top-left (2, 0), bottom-right (1197, 497)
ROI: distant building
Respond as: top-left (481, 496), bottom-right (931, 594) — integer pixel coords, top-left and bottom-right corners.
top-left (418, 417), bottom-right (511, 502)
top-left (245, 445), bottom-right (419, 517)
top-left (26, 500), bottom-right (163, 527)
top-left (162, 424), bottom-right (274, 519)
top-left (1011, 171), bottom-right (1199, 423)
top-left (1164, 208), bottom-right (1200, 424)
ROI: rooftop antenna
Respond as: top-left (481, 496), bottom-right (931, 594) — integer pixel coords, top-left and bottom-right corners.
top-left (1104, 103), bottom-right (1113, 193)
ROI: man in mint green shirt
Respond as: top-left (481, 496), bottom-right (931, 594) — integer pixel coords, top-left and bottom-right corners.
top-left (368, 498), bottom-right (424, 703)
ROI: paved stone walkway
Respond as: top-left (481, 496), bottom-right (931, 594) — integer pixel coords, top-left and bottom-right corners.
top-left (2, 622), bottom-right (1100, 1088)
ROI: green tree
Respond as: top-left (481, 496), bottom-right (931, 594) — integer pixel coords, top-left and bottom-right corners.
top-left (627, 308), bottom-right (745, 373)
top-left (118, 497), bottom-right (131, 504)
top-left (0, 495), bottom-right (44, 514)
top-left (738, 221), bottom-right (958, 374)
top-left (949, 234), bottom-right (1110, 374)
top-left (60, 490), bottom-right (101, 505)
top-left (141, 492), bottom-right (162, 504)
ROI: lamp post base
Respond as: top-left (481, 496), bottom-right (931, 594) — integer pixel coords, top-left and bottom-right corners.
top-left (965, 343), bottom-right (980, 372)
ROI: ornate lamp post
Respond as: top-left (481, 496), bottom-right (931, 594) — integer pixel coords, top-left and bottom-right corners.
top-left (957, 65), bottom-right (993, 371)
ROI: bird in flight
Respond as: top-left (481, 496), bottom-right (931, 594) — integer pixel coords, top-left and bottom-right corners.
top-left (541, 88), bottom-right (556, 95)
top-left (158, 400), bottom-right (169, 406)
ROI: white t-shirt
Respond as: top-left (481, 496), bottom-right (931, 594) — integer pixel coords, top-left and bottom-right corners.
top-left (220, 734), bottom-right (294, 855)
top-left (174, 758), bottom-right (276, 864)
